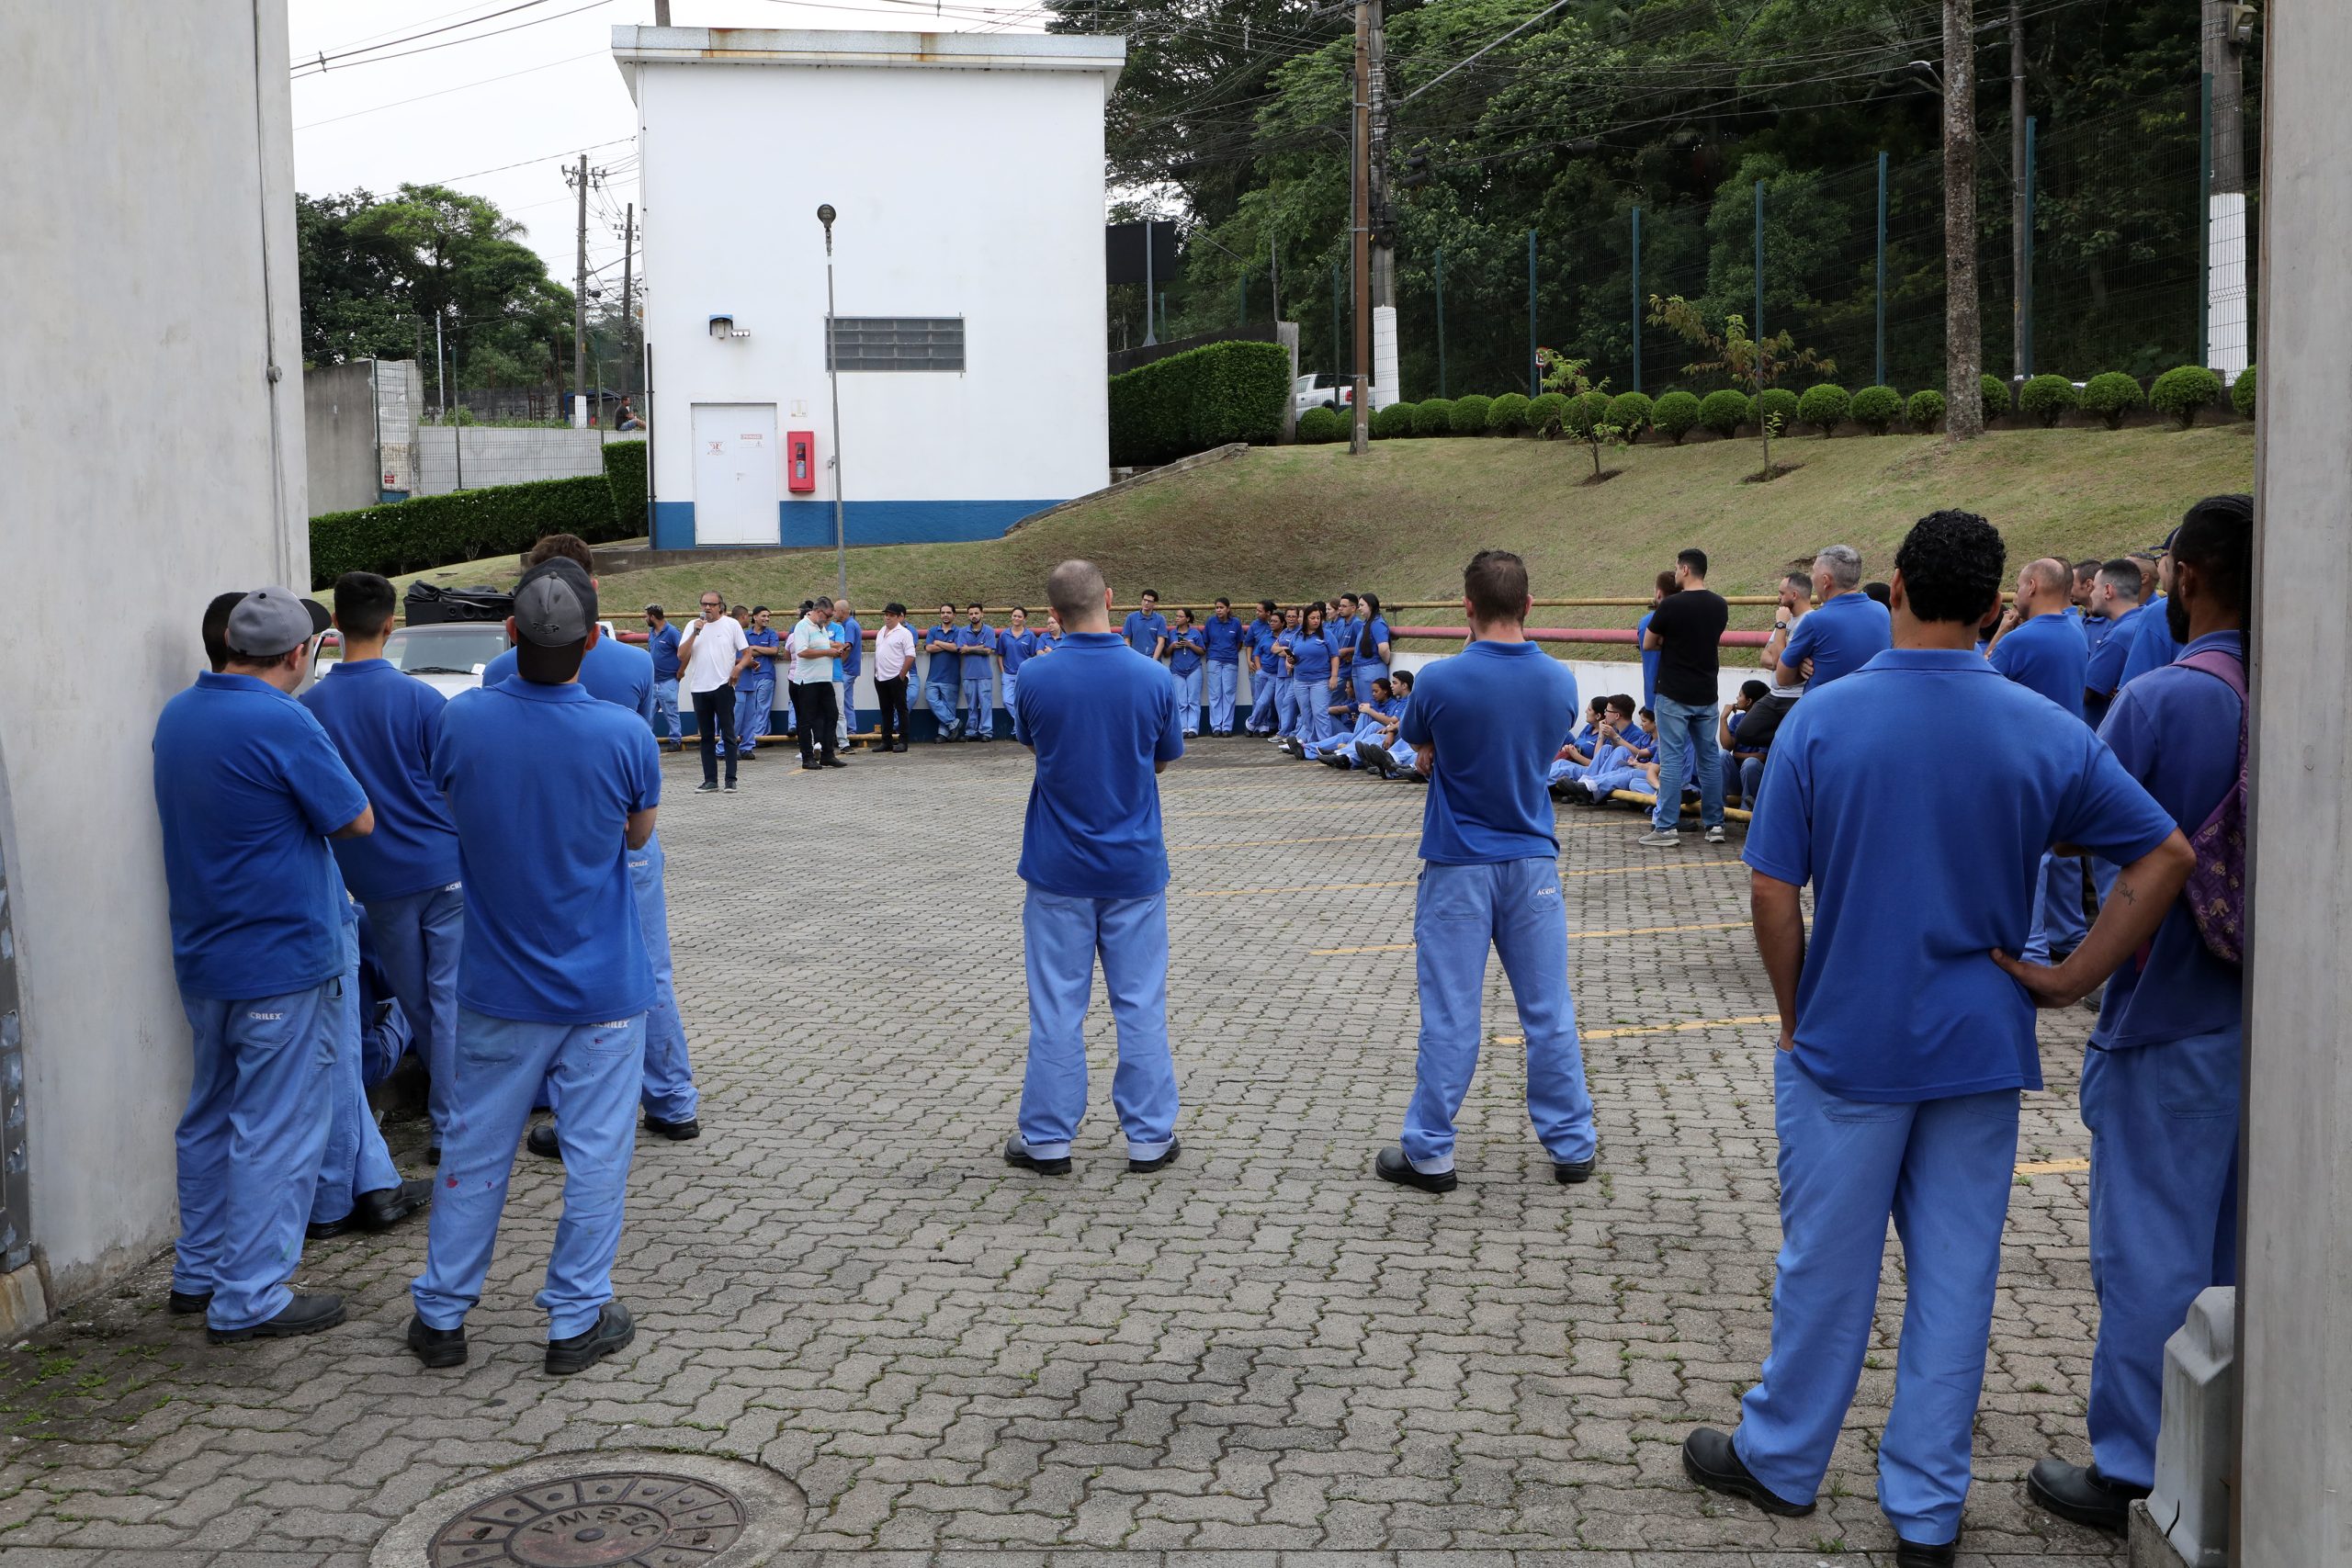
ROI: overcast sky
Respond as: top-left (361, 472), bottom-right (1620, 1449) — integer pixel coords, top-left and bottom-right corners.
top-left (288, 0), bottom-right (1058, 286)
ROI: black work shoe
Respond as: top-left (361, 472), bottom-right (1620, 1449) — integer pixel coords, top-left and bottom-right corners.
top-left (356, 1177), bottom-right (434, 1232)
top-left (2024, 1459), bottom-right (2144, 1532)
top-left (642, 1113), bottom-right (700, 1141)
top-left (167, 1289), bottom-right (212, 1316)
top-left (1374, 1145), bottom-right (1457, 1193)
top-left (1003, 1134), bottom-right (1071, 1175)
top-left (405, 1314), bottom-right (469, 1369)
top-left (1354, 741), bottom-right (1393, 777)
top-left (1679, 1427), bottom-right (1815, 1517)
top-left (545, 1301), bottom-right (635, 1376)
top-left (1128, 1137), bottom-right (1182, 1174)
top-left (1893, 1537), bottom-right (1958, 1568)
top-left (823, 757), bottom-right (848, 769)
top-left (1554, 1142), bottom-right (1600, 1185)
top-left (526, 1120), bottom-right (561, 1160)
top-left (695, 781), bottom-right (719, 793)
top-left (208, 1292), bottom-right (346, 1345)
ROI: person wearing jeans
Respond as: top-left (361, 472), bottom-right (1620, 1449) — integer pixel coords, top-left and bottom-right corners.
top-left (1375, 549), bottom-right (1597, 1193)
top-left (677, 590), bottom-right (748, 791)
top-left (644, 606), bottom-right (683, 749)
top-left (872, 603), bottom-right (917, 751)
top-left (1640, 547), bottom-right (1731, 846)
top-left (786, 598), bottom-right (848, 771)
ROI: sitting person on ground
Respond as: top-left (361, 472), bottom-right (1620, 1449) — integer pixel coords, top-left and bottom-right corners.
top-left (1721, 680), bottom-right (1772, 808)
top-left (1353, 669), bottom-right (1421, 777)
top-left (1305, 676), bottom-right (1402, 766)
top-left (1573, 696), bottom-right (1651, 804)
top-left (1546, 696), bottom-right (1611, 795)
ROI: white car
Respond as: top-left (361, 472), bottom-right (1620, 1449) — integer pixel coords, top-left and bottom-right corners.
top-left (1294, 374), bottom-right (1354, 419)
top-left (310, 619), bottom-right (626, 697)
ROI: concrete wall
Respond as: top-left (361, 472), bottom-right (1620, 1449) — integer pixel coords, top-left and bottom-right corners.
top-left (304, 360), bottom-right (380, 516)
top-left (415, 426), bottom-right (610, 495)
top-left (0, 0), bottom-right (308, 1308)
top-left (620, 28), bottom-right (1117, 548)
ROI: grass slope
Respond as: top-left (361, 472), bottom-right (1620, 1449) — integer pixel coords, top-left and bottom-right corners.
top-left (439, 426), bottom-right (2256, 643)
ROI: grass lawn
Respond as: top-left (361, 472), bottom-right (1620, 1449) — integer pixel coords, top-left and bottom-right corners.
top-left (392, 423), bottom-right (2254, 650)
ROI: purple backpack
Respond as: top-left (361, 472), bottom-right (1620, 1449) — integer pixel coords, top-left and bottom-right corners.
top-left (2174, 647), bottom-right (2246, 966)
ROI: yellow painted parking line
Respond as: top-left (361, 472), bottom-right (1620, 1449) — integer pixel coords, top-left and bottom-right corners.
top-left (1313, 919), bottom-right (1746, 955)
top-left (1186, 879), bottom-right (1418, 898)
top-left (1168, 802), bottom-right (1414, 820)
top-left (2016, 1157), bottom-right (2091, 1176)
top-left (1175, 831), bottom-right (1421, 852)
top-left (1492, 1013), bottom-right (1778, 1046)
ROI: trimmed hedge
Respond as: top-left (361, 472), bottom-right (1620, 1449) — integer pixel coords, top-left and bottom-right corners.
top-left (1796, 383), bottom-right (1850, 436)
top-left (1752, 388), bottom-right (1800, 435)
top-left (2232, 365), bottom-right (2256, 420)
top-left (1486, 392), bottom-right (1532, 435)
top-left (1526, 392), bottom-right (1569, 435)
top-left (2018, 374), bottom-right (2079, 427)
top-left (1373, 401), bottom-right (1417, 439)
top-left (1698, 389), bottom-right (1747, 437)
top-left (1906, 388), bottom-right (1947, 433)
top-left (309, 445), bottom-right (643, 588)
top-left (1449, 393), bottom-right (1495, 435)
top-left (1981, 374), bottom-right (2012, 426)
top-left (1566, 390), bottom-right (1612, 436)
top-left (2081, 372), bottom-right (2145, 430)
top-left (1652, 389), bottom-right (1702, 443)
top-left (1849, 385), bottom-right (1902, 434)
top-left (1412, 398), bottom-right (1457, 436)
top-left (1108, 340), bottom-right (1289, 467)
top-left (1606, 391), bottom-right (1655, 442)
top-left (603, 438), bottom-right (648, 536)
top-left (1295, 405), bottom-right (1343, 444)
top-left (2151, 365), bottom-right (2223, 428)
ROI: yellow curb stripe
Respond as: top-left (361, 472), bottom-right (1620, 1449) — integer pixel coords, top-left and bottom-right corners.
top-left (1314, 919), bottom-right (1746, 955)
top-left (1175, 831), bottom-right (1421, 851)
top-left (2016, 1157), bottom-right (2092, 1176)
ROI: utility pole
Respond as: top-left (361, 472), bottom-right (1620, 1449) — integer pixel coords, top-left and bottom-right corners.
top-left (2202, 0), bottom-right (2251, 378)
top-left (619, 201), bottom-right (635, 398)
top-left (1367, 0), bottom-right (1396, 409)
top-left (571, 153), bottom-right (589, 425)
top-left (652, 0), bottom-right (670, 22)
top-left (1348, 0), bottom-right (1372, 454)
top-left (2009, 0), bottom-right (2026, 385)
top-left (1942, 0), bottom-right (1984, 440)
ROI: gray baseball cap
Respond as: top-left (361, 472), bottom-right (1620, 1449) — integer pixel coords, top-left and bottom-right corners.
top-left (224, 587), bottom-right (332, 659)
top-left (512, 558), bottom-right (597, 647)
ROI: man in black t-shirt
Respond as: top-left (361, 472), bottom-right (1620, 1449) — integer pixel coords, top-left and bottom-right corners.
top-left (1639, 547), bottom-right (1730, 846)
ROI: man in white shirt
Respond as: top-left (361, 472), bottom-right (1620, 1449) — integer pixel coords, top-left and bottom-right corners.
top-left (676, 591), bottom-right (750, 793)
top-left (872, 602), bottom-right (918, 752)
top-left (787, 598), bottom-right (849, 772)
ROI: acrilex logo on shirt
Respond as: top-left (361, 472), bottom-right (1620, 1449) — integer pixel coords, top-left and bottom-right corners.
top-left (248, 1011), bottom-right (285, 1021)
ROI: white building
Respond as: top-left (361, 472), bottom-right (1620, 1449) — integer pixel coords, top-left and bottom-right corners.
top-left (613, 26), bottom-right (1125, 550)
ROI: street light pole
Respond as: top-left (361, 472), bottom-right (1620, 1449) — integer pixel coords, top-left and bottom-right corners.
top-left (819, 204), bottom-right (848, 603)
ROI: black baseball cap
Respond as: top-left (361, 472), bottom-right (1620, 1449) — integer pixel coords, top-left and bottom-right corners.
top-left (512, 558), bottom-right (597, 647)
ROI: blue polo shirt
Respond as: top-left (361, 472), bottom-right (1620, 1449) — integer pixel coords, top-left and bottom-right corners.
top-left (2093, 632), bottom-right (2243, 1051)
top-left (153, 672), bottom-right (370, 1000)
top-left (647, 621), bottom-right (682, 682)
top-left (1399, 640), bottom-right (1580, 865)
top-left (1168, 628), bottom-right (1204, 675)
top-left (1121, 609), bottom-right (1169, 660)
top-left (1013, 633), bottom-right (1183, 897)
top-left (2118, 594), bottom-right (2186, 688)
top-left (433, 677), bottom-right (659, 1024)
top-left (2084, 600), bottom-right (2151, 722)
top-left (998, 627), bottom-right (1039, 674)
top-left (741, 626), bottom-right (781, 686)
top-left (2081, 614), bottom-right (2113, 655)
top-left (1329, 616), bottom-right (1360, 667)
top-left (1354, 616), bottom-right (1393, 669)
top-left (482, 635), bottom-right (656, 723)
top-left (1988, 610), bottom-right (2089, 720)
top-left (956, 625), bottom-right (998, 676)
top-left (1204, 614), bottom-right (1244, 664)
top-left (836, 615), bottom-right (863, 679)
top-left (1743, 649), bottom-right (2177, 1101)
top-left (1289, 627), bottom-right (1336, 683)
top-left (922, 623), bottom-right (963, 684)
top-left (1780, 591), bottom-right (1891, 692)
top-left (1635, 609), bottom-right (1661, 710)
top-left (1247, 620), bottom-right (1278, 670)
top-left (299, 659), bottom-right (461, 902)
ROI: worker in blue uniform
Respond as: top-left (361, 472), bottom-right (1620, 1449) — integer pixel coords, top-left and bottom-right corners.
top-left (1121, 589), bottom-right (1170, 661)
top-left (1350, 593), bottom-right (1394, 709)
top-left (997, 606), bottom-right (1039, 742)
top-left (957, 604), bottom-right (999, 740)
top-left (2115, 544), bottom-right (2188, 687)
top-left (1287, 604), bottom-right (1340, 749)
top-left (1683, 510), bottom-right (2190, 1568)
top-left (1003, 559), bottom-right (1185, 1178)
top-left (408, 558), bottom-right (660, 1376)
top-left (644, 604), bottom-right (683, 749)
top-left (1167, 608), bottom-right (1205, 737)
top-left (1200, 599), bottom-right (1244, 736)
top-left (733, 607), bottom-right (779, 755)
top-left (2006, 495), bottom-right (2253, 1535)
top-left (832, 599), bottom-right (865, 752)
top-left (1985, 558), bottom-right (2094, 964)
top-left (922, 604), bottom-right (963, 741)
top-left (300, 568), bottom-right (466, 1186)
top-left (1243, 601), bottom-right (1282, 736)
top-left (155, 586), bottom-right (373, 1343)
top-left (1270, 611), bottom-right (1301, 741)
top-left (482, 537), bottom-right (697, 1161)
top-left (310, 898), bottom-right (434, 1237)
top-left (1375, 550), bottom-right (1597, 1193)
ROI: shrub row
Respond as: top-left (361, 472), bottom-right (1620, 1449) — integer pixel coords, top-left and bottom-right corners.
top-left (309, 441), bottom-right (648, 588)
top-left (1110, 340), bottom-right (1289, 467)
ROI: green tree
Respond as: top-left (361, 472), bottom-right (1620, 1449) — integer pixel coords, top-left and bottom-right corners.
top-left (1646, 296), bottom-right (1829, 479)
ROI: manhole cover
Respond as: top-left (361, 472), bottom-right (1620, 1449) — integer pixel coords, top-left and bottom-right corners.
top-left (430, 1472), bottom-right (744, 1566)
top-left (372, 1450), bottom-right (806, 1568)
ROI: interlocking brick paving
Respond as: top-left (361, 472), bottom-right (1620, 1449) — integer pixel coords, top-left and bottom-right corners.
top-left (0, 739), bottom-right (2124, 1567)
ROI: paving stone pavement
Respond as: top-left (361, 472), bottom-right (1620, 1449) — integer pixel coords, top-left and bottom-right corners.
top-left (0, 737), bottom-right (2128, 1566)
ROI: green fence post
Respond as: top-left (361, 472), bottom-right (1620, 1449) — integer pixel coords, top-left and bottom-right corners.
top-left (2022, 118), bottom-right (2037, 378)
top-left (1874, 152), bottom-right (1888, 389)
top-left (1435, 246), bottom-right (1447, 398)
top-left (1630, 206), bottom-right (1643, 392)
top-left (1526, 228), bottom-right (1538, 395)
top-left (1753, 179), bottom-right (1766, 337)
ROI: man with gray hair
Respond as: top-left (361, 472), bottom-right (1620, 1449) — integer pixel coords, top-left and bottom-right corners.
top-left (1001, 559), bottom-right (1185, 1178)
top-left (1778, 544), bottom-right (1891, 697)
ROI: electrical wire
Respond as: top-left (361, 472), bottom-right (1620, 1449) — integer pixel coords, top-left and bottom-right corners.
top-left (293, 48), bottom-right (608, 131)
top-left (291, 0), bottom-right (580, 77)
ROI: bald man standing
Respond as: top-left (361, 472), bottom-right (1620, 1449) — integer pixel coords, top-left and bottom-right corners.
top-left (1987, 557), bottom-right (2093, 966)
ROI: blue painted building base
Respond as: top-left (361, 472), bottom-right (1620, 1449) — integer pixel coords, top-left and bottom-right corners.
top-left (651, 498), bottom-right (1059, 552)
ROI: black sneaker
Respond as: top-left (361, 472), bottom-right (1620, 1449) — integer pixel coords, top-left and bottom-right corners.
top-left (723, 781), bottom-right (738, 792)
top-left (1354, 741), bottom-right (1394, 777)
top-left (2023, 1459), bottom-right (2145, 1532)
top-left (1894, 1537), bottom-right (1958, 1567)
top-left (642, 1113), bottom-right (700, 1141)
top-left (1002, 1134), bottom-right (1071, 1176)
top-left (1679, 1427), bottom-right (1815, 1517)
top-left (1128, 1137), bottom-right (1182, 1174)
top-left (405, 1314), bottom-right (469, 1369)
top-left (1554, 1142), bottom-right (1600, 1185)
top-left (167, 1289), bottom-right (211, 1316)
top-left (1374, 1145), bottom-right (1457, 1193)
top-left (695, 782), bottom-right (719, 794)
top-left (545, 1301), bottom-right (635, 1376)
top-left (822, 757), bottom-right (848, 769)
top-left (207, 1292), bottom-right (345, 1345)
top-left (526, 1120), bottom-right (561, 1160)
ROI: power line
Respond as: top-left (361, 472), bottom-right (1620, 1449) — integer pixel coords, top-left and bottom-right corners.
top-left (291, 0), bottom-right (613, 79)
top-left (421, 136), bottom-right (637, 187)
top-left (293, 49), bottom-right (607, 131)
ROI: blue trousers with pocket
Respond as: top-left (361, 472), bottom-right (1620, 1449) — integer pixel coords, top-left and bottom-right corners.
top-left (1401, 860), bottom-right (1597, 1173)
top-left (1205, 661), bottom-right (1238, 734)
top-left (734, 680), bottom-right (774, 752)
top-left (925, 672), bottom-right (961, 739)
top-left (1292, 678), bottom-right (1335, 746)
top-left (359, 883), bottom-right (464, 1147)
top-left (1248, 670), bottom-right (1281, 733)
top-left (1353, 661), bottom-right (1389, 709)
top-left (311, 914), bottom-right (402, 1226)
top-left (1174, 667), bottom-right (1204, 735)
top-left (651, 677), bottom-right (680, 744)
top-left (961, 671), bottom-right (994, 739)
top-left (631, 832), bottom-right (697, 1124)
top-left (1651, 693), bottom-right (1725, 830)
top-left (1002, 671), bottom-right (1023, 741)
top-left (1018, 888), bottom-right (1178, 1162)
top-left (2081, 1027), bottom-right (2242, 1490)
top-left (1732, 1054), bottom-right (2018, 1546)
top-left (413, 1008), bottom-right (646, 1339)
top-left (2023, 852), bottom-right (2090, 964)
top-left (1272, 674), bottom-right (1299, 738)
top-left (174, 978), bottom-right (337, 1330)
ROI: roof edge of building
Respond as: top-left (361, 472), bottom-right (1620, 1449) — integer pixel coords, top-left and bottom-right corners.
top-left (611, 24), bottom-right (1127, 76)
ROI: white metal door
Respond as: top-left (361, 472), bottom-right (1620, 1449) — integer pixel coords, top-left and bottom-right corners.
top-left (691, 403), bottom-right (779, 546)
